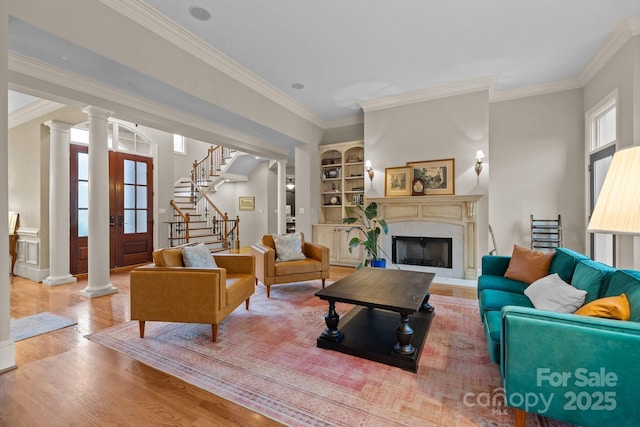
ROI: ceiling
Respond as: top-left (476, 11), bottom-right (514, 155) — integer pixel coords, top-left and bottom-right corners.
top-left (7, 1), bottom-right (640, 148)
top-left (143, 0), bottom-right (640, 122)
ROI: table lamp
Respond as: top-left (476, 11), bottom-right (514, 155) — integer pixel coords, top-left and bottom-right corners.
top-left (587, 145), bottom-right (640, 235)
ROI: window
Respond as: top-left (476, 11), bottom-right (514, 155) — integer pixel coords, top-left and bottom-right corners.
top-left (70, 128), bottom-right (89, 145)
top-left (174, 134), bottom-right (186, 155)
top-left (586, 90), bottom-right (617, 265)
top-left (123, 159), bottom-right (148, 234)
top-left (77, 151), bottom-right (89, 237)
top-left (592, 104), bottom-right (616, 151)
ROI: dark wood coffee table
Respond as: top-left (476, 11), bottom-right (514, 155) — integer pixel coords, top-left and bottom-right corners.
top-left (315, 267), bottom-right (435, 372)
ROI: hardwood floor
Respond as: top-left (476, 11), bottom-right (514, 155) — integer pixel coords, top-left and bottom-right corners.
top-left (0, 263), bottom-right (476, 426)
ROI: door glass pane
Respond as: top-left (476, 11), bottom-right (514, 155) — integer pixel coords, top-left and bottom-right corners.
top-left (124, 210), bottom-right (135, 234)
top-left (136, 186), bottom-right (147, 209)
top-left (78, 181), bottom-right (89, 209)
top-left (124, 184), bottom-right (135, 209)
top-left (78, 209), bottom-right (89, 237)
top-left (78, 152), bottom-right (89, 180)
top-left (136, 161), bottom-right (147, 185)
top-left (124, 159), bottom-right (135, 184)
top-left (136, 210), bottom-right (147, 233)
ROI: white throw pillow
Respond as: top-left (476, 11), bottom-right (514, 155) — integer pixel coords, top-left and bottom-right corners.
top-left (272, 233), bottom-right (306, 262)
top-left (524, 273), bottom-right (587, 313)
top-left (182, 243), bottom-right (218, 268)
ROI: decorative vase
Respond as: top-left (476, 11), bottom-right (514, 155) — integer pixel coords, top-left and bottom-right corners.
top-left (370, 259), bottom-right (386, 268)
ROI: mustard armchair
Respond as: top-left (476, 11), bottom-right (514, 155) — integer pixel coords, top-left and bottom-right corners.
top-left (251, 233), bottom-right (329, 298)
top-left (130, 247), bottom-right (255, 342)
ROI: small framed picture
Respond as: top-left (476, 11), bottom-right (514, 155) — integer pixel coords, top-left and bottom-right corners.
top-left (407, 158), bottom-right (455, 195)
top-left (239, 196), bottom-right (255, 211)
top-left (384, 166), bottom-right (412, 197)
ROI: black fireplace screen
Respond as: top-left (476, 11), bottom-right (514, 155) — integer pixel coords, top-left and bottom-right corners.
top-left (392, 236), bottom-right (453, 268)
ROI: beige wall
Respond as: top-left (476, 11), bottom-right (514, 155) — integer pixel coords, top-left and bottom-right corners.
top-left (8, 106), bottom-right (85, 279)
top-left (583, 35), bottom-right (640, 268)
top-left (584, 36), bottom-right (639, 150)
top-left (363, 90), bottom-right (490, 264)
top-left (320, 123), bottom-right (364, 145)
top-left (489, 89), bottom-right (585, 255)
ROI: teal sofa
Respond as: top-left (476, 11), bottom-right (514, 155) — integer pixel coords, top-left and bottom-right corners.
top-left (478, 248), bottom-right (640, 426)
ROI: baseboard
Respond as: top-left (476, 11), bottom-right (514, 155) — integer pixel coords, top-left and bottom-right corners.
top-left (0, 339), bottom-right (16, 373)
top-left (14, 262), bottom-right (49, 283)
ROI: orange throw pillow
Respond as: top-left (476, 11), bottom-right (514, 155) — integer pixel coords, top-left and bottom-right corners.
top-left (575, 293), bottom-right (631, 320)
top-left (504, 245), bottom-right (554, 284)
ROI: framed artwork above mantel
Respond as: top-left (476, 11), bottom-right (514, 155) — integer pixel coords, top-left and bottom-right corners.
top-left (384, 166), bottom-right (412, 197)
top-left (407, 158), bottom-right (455, 196)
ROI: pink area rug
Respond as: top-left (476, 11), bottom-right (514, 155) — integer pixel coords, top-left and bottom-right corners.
top-left (86, 281), bottom-right (570, 427)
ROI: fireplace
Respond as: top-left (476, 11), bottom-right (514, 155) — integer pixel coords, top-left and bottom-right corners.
top-left (367, 195), bottom-right (481, 279)
top-left (392, 236), bottom-right (453, 269)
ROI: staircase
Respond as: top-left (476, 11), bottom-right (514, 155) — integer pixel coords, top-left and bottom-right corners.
top-left (167, 145), bottom-right (240, 250)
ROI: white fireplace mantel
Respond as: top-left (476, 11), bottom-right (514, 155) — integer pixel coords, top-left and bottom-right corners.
top-left (368, 195), bottom-right (482, 279)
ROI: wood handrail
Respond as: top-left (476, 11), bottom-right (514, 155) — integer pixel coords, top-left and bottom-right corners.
top-left (170, 145), bottom-right (238, 248)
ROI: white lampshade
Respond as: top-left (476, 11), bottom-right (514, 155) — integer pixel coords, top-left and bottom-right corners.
top-left (588, 145), bottom-right (640, 235)
top-left (476, 150), bottom-right (485, 161)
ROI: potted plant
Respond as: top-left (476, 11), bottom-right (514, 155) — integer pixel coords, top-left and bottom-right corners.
top-left (342, 202), bottom-right (389, 269)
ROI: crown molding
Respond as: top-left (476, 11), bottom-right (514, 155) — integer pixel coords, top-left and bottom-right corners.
top-left (490, 78), bottom-right (583, 103)
top-left (8, 52), bottom-right (289, 160)
top-left (8, 98), bottom-right (66, 129)
top-left (99, 0), bottom-right (326, 129)
top-left (323, 114), bottom-right (364, 130)
top-left (359, 75), bottom-right (497, 113)
top-left (580, 17), bottom-right (640, 86)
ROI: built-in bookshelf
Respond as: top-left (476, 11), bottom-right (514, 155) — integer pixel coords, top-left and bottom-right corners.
top-left (318, 141), bottom-right (365, 223)
top-left (314, 141), bottom-right (366, 267)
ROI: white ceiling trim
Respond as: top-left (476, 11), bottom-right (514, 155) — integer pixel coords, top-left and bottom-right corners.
top-left (359, 75), bottom-right (497, 113)
top-left (8, 98), bottom-right (66, 129)
top-left (8, 52), bottom-right (290, 160)
top-left (99, 0), bottom-right (327, 129)
top-left (579, 17), bottom-right (640, 86)
top-left (490, 78), bottom-right (583, 103)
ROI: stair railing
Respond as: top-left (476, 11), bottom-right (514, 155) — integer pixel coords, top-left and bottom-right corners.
top-left (190, 145), bottom-right (232, 201)
top-left (168, 200), bottom-right (190, 246)
top-left (170, 145), bottom-right (239, 249)
top-left (191, 179), bottom-right (240, 249)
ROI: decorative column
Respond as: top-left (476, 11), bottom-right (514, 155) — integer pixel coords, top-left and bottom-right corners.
top-left (43, 121), bottom-right (76, 286)
top-left (277, 160), bottom-right (287, 234)
top-left (0, 0), bottom-right (16, 372)
top-left (80, 106), bottom-right (117, 298)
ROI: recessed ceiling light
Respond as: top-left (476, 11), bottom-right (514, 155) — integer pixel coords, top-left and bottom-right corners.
top-left (189, 6), bottom-right (211, 21)
top-left (291, 83), bottom-right (305, 90)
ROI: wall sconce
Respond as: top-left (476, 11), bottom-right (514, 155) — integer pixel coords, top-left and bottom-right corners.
top-left (475, 150), bottom-right (485, 176)
top-left (365, 160), bottom-right (374, 182)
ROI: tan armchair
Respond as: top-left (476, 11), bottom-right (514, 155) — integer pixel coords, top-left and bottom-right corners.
top-left (130, 247), bottom-right (255, 342)
top-left (251, 233), bottom-right (329, 298)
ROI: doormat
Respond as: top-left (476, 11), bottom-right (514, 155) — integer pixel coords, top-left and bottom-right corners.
top-left (11, 312), bottom-right (77, 341)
